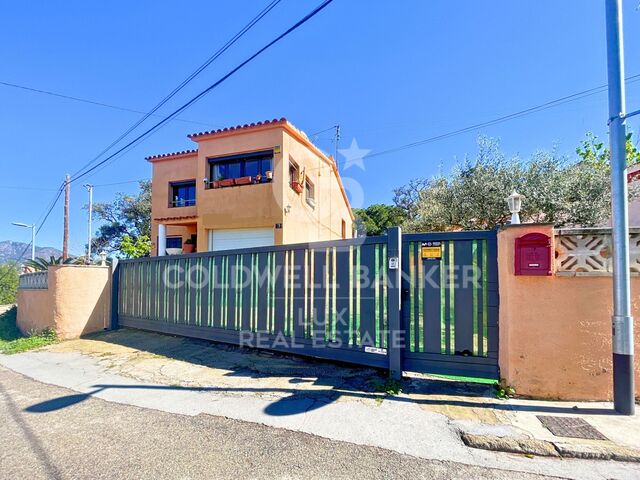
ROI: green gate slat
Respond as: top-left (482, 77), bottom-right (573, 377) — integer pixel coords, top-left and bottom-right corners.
top-left (293, 249), bottom-right (306, 339)
top-left (359, 244), bottom-right (376, 348)
top-left (257, 252), bottom-right (268, 332)
top-left (335, 247), bottom-right (350, 346)
top-left (408, 242), bottom-right (415, 352)
top-left (453, 241), bottom-right (474, 355)
top-left (423, 247), bottom-right (442, 354)
top-left (382, 244), bottom-right (388, 349)
top-left (313, 248), bottom-right (326, 342)
top-left (274, 250), bottom-right (286, 336)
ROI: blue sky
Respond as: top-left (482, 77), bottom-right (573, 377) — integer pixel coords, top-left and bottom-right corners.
top-left (0, 0), bottom-right (639, 253)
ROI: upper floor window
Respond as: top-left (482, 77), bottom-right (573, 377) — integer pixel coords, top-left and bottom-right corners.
top-left (170, 180), bottom-right (196, 207)
top-left (208, 150), bottom-right (273, 187)
top-left (289, 161), bottom-right (299, 187)
top-left (289, 160), bottom-right (305, 194)
top-left (305, 178), bottom-right (315, 207)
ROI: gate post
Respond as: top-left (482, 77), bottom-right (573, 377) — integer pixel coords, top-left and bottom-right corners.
top-left (110, 258), bottom-right (120, 330)
top-left (387, 227), bottom-right (402, 380)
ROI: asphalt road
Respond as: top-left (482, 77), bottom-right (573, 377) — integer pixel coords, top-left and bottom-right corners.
top-left (0, 366), bottom-right (561, 480)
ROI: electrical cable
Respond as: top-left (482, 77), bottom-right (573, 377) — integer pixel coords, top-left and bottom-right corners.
top-left (68, 0), bottom-right (334, 185)
top-left (364, 74), bottom-right (640, 161)
top-left (0, 80), bottom-right (216, 128)
top-left (69, 0), bottom-right (284, 181)
top-left (0, 182), bottom-right (64, 282)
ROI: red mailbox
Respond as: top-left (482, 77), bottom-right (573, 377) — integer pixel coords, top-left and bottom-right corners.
top-left (514, 232), bottom-right (552, 276)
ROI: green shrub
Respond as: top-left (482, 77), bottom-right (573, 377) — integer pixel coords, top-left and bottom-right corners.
top-left (0, 306), bottom-right (57, 354)
top-left (0, 264), bottom-right (19, 304)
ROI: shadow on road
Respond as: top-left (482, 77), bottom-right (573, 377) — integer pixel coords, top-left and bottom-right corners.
top-left (24, 328), bottom-right (617, 417)
top-left (24, 382), bottom-right (615, 417)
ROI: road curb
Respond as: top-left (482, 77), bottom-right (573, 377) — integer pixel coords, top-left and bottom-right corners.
top-left (461, 433), bottom-right (640, 463)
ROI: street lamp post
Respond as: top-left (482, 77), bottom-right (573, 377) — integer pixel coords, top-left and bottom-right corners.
top-left (12, 222), bottom-right (36, 261)
top-left (84, 184), bottom-right (94, 264)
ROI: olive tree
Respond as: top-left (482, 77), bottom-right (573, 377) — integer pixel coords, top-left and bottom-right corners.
top-left (394, 134), bottom-right (640, 232)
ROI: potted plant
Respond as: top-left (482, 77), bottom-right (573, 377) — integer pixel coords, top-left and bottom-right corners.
top-left (291, 168), bottom-right (305, 194)
top-left (235, 176), bottom-right (252, 186)
top-left (183, 238), bottom-right (195, 253)
top-left (291, 181), bottom-right (304, 194)
top-left (219, 178), bottom-right (235, 188)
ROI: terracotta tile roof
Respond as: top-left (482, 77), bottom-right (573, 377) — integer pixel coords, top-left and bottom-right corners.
top-left (188, 117), bottom-right (288, 139)
top-left (146, 149), bottom-right (198, 161)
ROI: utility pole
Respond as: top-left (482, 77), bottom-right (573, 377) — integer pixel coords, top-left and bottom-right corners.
top-left (63, 174), bottom-right (70, 261)
top-left (84, 184), bottom-right (93, 264)
top-left (605, 0), bottom-right (635, 415)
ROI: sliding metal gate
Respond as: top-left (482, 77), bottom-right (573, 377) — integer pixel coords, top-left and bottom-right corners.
top-left (116, 237), bottom-right (390, 369)
top-left (114, 229), bottom-right (499, 378)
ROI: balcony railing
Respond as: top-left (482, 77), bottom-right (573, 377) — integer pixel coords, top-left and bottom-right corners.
top-left (205, 175), bottom-right (273, 190)
top-left (169, 198), bottom-right (196, 208)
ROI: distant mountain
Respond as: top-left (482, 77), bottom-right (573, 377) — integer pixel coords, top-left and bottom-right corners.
top-left (0, 240), bottom-right (62, 264)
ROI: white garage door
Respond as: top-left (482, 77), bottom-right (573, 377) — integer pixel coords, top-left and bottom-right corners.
top-left (208, 227), bottom-right (274, 252)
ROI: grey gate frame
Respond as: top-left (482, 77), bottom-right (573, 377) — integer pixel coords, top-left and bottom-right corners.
top-left (114, 228), bottom-right (499, 379)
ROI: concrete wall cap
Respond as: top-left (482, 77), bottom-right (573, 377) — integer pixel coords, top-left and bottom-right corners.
top-left (498, 223), bottom-right (554, 232)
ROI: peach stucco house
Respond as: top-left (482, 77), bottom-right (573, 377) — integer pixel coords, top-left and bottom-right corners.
top-left (147, 118), bottom-right (354, 255)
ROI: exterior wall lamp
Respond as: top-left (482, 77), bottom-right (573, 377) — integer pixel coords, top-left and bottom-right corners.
top-left (506, 190), bottom-right (525, 225)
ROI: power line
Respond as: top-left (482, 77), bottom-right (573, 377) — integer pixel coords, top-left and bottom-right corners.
top-left (0, 181), bottom-right (64, 284)
top-left (68, 0), bottom-right (335, 185)
top-left (311, 125), bottom-right (339, 137)
top-left (69, 0), bottom-right (284, 181)
top-left (93, 179), bottom-right (147, 187)
top-left (0, 185), bottom-right (57, 191)
top-left (35, 187), bottom-right (65, 236)
top-left (80, 72), bottom-right (640, 187)
top-left (363, 74), bottom-right (640, 161)
top-left (0, 81), bottom-right (218, 128)
top-left (275, 73), bottom-right (640, 176)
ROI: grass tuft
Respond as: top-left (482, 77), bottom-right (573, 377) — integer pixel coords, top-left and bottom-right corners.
top-left (0, 306), bottom-right (57, 354)
top-left (372, 377), bottom-right (403, 396)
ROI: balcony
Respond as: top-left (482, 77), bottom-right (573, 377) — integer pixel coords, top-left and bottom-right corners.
top-left (205, 175), bottom-right (273, 190)
top-left (169, 180), bottom-right (196, 208)
top-left (169, 198), bottom-right (196, 208)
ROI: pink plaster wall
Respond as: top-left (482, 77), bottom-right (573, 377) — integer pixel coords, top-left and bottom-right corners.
top-left (498, 224), bottom-right (640, 401)
top-left (17, 265), bottom-right (111, 340)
